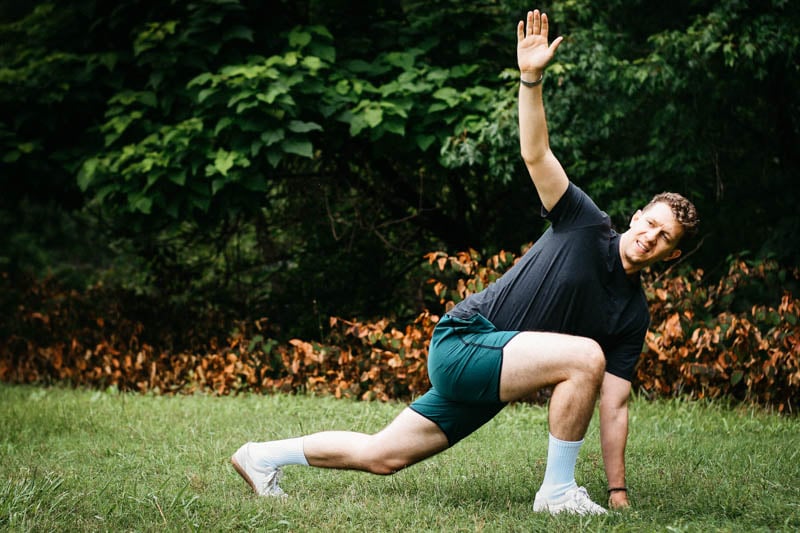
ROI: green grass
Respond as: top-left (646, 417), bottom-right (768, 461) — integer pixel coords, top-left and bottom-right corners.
top-left (1, 384), bottom-right (798, 532)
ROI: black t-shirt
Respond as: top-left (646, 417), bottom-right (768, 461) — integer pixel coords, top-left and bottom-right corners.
top-left (449, 183), bottom-right (649, 381)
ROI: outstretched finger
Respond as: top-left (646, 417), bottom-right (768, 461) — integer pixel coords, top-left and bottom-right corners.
top-left (525, 10), bottom-right (534, 38)
top-left (541, 12), bottom-right (550, 40)
top-left (532, 9), bottom-right (541, 35)
top-left (517, 19), bottom-right (525, 42)
top-left (549, 35), bottom-right (564, 54)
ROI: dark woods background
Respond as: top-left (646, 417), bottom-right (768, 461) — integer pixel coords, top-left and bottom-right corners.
top-left (1, 0), bottom-right (798, 351)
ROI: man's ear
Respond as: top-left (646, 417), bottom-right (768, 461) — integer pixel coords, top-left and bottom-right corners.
top-left (630, 209), bottom-right (643, 227)
top-left (663, 248), bottom-right (682, 262)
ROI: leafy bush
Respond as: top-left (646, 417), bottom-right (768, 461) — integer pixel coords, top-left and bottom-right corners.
top-left (1, 254), bottom-right (798, 411)
top-left (639, 258), bottom-right (800, 412)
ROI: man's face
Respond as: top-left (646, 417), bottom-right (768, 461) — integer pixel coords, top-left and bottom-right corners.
top-left (620, 202), bottom-right (683, 273)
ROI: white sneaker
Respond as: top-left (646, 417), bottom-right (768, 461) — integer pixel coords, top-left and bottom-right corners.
top-left (533, 486), bottom-right (608, 515)
top-left (231, 443), bottom-right (286, 497)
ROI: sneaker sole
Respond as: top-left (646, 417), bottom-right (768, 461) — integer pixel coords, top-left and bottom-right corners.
top-left (231, 454), bottom-right (257, 494)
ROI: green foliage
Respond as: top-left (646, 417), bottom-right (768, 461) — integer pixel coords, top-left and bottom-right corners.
top-left (546, 0), bottom-right (800, 266)
top-left (3, 251), bottom-right (797, 411)
top-left (2, 0), bottom-right (799, 340)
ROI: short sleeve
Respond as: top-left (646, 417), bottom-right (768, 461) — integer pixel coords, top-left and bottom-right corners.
top-left (603, 322), bottom-right (649, 381)
top-left (544, 183), bottom-right (607, 230)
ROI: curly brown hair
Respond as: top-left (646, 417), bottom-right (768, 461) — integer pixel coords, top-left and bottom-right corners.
top-left (644, 192), bottom-right (699, 240)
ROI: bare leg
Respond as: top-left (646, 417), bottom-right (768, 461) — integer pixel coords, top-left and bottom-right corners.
top-left (303, 407), bottom-right (449, 474)
top-left (232, 407), bottom-right (448, 496)
top-left (500, 331), bottom-right (605, 440)
top-left (499, 330), bottom-right (608, 512)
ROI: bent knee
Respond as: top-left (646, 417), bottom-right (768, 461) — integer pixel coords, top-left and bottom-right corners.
top-left (358, 440), bottom-right (410, 475)
top-left (364, 455), bottom-right (408, 476)
top-left (579, 337), bottom-right (606, 375)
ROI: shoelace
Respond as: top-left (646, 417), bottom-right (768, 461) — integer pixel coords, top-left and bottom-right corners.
top-left (262, 466), bottom-right (285, 496)
top-left (572, 487), bottom-right (605, 512)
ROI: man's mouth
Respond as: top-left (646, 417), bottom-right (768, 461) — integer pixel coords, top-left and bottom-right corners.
top-left (636, 240), bottom-right (649, 253)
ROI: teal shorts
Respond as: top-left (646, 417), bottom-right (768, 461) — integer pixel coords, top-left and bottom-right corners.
top-left (409, 313), bottom-right (520, 446)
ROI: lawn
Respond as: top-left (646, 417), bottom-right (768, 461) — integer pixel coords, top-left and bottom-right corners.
top-left (1, 384), bottom-right (798, 532)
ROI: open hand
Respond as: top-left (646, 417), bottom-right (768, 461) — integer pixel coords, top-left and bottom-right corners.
top-left (517, 9), bottom-right (563, 78)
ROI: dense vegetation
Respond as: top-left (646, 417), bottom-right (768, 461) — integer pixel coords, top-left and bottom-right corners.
top-left (3, 248), bottom-right (798, 411)
top-left (1, 1), bottom-right (798, 406)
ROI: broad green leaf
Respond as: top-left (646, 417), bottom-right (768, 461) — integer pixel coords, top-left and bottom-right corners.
top-left (433, 87), bottom-right (460, 107)
top-left (169, 171), bottom-right (186, 186)
top-left (384, 51), bottom-right (416, 70)
top-left (426, 69), bottom-right (449, 83)
top-left (335, 79), bottom-right (350, 95)
top-left (284, 51), bottom-right (299, 67)
top-left (236, 100), bottom-right (259, 114)
top-left (197, 88), bottom-right (215, 103)
top-left (415, 134), bottom-right (436, 151)
top-left (288, 120), bottom-right (323, 133)
top-left (289, 28), bottom-right (312, 48)
top-left (281, 138), bottom-right (313, 158)
top-left (77, 158), bottom-right (98, 191)
top-left (261, 129), bottom-right (285, 146)
top-left (450, 64), bottom-right (479, 78)
top-left (258, 85), bottom-right (288, 104)
top-left (266, 150), bottom-right (282, 167)
top-left (224, 26), bottom-right (254, 42)
top-left (308, 42), bottom-right (336, 63)
top-left (228, 90), bottom-right (254, 108)
top-left (95, 184), bottom-right (116, 202)
top-left (363, 106), bottom-right (383, 128)
top-left (187, 72), bottom-right (214, 88)
top-left (128, 193), bottom-right (153, 214)
top-left (214, 149), bottom-right (236, 176)
top-left (302, 56), bottom-right (323, 71)
top-left (214, 117), bottom-right (233, 135)
top-left (382, 118), bottom-right (405, 136)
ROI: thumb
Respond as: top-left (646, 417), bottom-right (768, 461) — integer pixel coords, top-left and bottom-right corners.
top-left (549, 35), bottom-right (564, 54)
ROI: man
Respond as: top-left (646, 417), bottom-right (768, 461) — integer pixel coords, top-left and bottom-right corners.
top-left (231, 9), bottom-right (698, 515)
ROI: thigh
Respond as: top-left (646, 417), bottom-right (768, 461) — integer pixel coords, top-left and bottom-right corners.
top-left (409, 389), bottom-right (505, 447)
top-left (500, 331), bottom-right (604, 402)
top-left (428, 314), bottom-right (518, 404)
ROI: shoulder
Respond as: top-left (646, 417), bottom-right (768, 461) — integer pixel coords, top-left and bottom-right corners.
top-left (544, 183), bottom-right (608, 228)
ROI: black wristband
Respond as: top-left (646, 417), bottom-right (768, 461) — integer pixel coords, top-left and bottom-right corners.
top-left (607, 487), bottom-right (628, 494)
top-left (520, 73), bottom-right (544, 87)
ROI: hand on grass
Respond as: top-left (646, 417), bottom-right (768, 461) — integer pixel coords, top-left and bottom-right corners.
top-left (608, 490), bottom-right (631, 510)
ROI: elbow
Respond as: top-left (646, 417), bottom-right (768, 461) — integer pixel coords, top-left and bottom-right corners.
top-left (520, 148), bottom-right (542, 166)
top-left (520, 146), bottom-right (552, 167)
top-left (520, 150), bottom-right (556, 179)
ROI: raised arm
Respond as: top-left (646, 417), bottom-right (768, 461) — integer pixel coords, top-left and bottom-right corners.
top-left (517, 9), bottom-right (567, 212)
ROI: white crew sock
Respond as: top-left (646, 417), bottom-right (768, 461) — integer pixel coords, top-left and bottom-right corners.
top-left (250, 437), bottom-right (309, 468)
top-left (537, 433), bottom-right (582, 500)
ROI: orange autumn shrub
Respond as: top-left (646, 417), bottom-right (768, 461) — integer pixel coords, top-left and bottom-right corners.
top-left (1, 254), bottom-right (798, 411)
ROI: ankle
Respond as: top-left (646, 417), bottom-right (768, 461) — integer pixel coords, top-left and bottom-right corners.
top-left (251, 437), bottom-right (309, 468)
